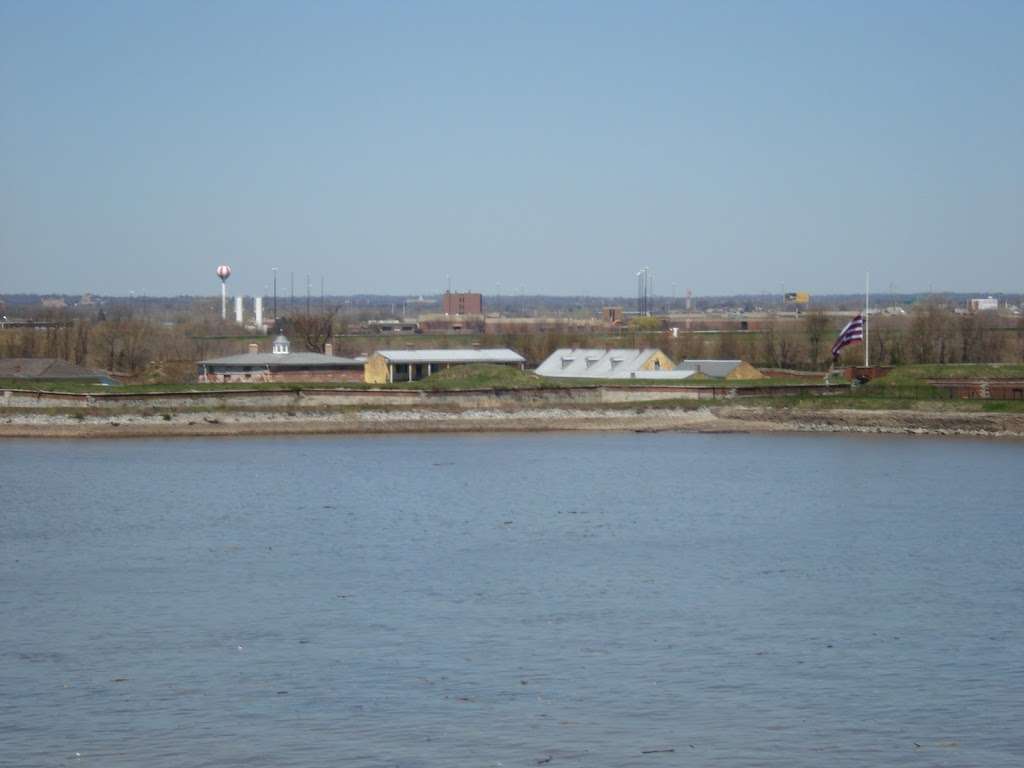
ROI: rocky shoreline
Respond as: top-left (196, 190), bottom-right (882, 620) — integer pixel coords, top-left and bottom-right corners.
top-left (2, 404), bottom-right (1023, 439)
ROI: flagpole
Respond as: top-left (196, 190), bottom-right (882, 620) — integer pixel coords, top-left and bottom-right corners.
top-left (864, 271), bottom-right (870, 368)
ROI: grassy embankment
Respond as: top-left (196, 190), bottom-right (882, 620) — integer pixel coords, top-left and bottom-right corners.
top-left (5, 364), bottom-right (1024, 416)
top-left (731, 364), bottom-right (1024, 414)
top-left (0, 364), bottom-right (806, 395)
top-left (870, 363), bottom-right (1024, 382)
top-left (847, 364), bottom-right (1024, 410)
top-left (0, 378), bottom-right (378, 395)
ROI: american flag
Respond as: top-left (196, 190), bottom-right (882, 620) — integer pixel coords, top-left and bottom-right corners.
top-left (831, 314), bottom-right (864, 358)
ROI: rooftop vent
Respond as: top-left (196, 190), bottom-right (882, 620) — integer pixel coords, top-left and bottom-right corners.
top-left (272, 335), bottom-right (290, 355)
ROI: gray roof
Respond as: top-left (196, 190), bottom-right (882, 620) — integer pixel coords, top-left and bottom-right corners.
top-left (199, 352), bottom-right (366, 369)
top-left (373, 349), bottom-right (525, 364)
top-left (535, 348), bottom-right (675, 379)
top-left (627, 369), bottom-right (697, 380)
top-left (676, 359), bottom-right (743, 378)
top-left (0, 357), bottom-right (111, 381)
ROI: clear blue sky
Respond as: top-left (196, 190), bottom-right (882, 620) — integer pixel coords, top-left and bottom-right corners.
top-left (2, 1), bottom-right (1021, 297)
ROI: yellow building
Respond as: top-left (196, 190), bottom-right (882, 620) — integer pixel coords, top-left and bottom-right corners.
top-left (676, 360), bottom-right (764, 380)
top-left (365, 348), bottom-right (526, 384)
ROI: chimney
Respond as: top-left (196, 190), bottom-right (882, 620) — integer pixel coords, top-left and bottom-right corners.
top-left (248, 343), bottom-right (259, 354)
top-left (324, 342), bottom-right (333, 357)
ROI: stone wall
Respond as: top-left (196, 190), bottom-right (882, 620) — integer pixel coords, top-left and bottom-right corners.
top-left (1, 383), bottom-right (837, 411)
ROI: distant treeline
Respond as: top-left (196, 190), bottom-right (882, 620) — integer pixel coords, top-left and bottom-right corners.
top-left (3, 291), bottom-right (1021, 316)
top-left (2, 296), bottom-right (1022, 385)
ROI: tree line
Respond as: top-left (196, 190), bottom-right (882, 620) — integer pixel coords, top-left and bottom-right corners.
top-left (2, 300), bottom-right (1022, 382)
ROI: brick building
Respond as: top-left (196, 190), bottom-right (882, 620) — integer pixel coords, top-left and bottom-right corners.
top-left (197, 336), bottom-right (366, 383)
top-left (442, 291), bottom-right (483, 316)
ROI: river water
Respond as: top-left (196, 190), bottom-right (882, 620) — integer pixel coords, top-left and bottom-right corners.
top-left (1, 433), bottom-right (1022, 767)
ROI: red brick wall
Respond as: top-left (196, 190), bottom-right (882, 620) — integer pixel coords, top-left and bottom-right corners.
top-left (215, 369), bottom-right (363, 383)
top-left (443, 292), bottom-right (483, 315)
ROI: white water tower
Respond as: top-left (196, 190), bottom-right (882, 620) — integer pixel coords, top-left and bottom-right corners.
top-left (216, 265), bottom-right (232, 319)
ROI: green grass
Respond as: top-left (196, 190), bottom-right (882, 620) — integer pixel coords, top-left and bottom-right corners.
top-left (399, 364), bottom-right (573, 391)
top-left (734, 391), bottom-right (1024, 413)
top-left (855, 364), bottom-right (1024, 402)
top-left (0, 370), bottom-right (835, 396)
top-left (878, 364), bottom-right (1024, 384)
top-left (0, 378), bottom-right (376, 395)
top-left (398, 364), bottom-right (822, 391)
top-left (7, 362), bottom-right (1023, 405)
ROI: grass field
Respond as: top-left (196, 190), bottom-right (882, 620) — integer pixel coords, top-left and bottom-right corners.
top-left (0, 378), bottom-right (376, 394)
top-left (877, 364), bottom-right (1024, 383)
top-left (5, 362), bottom-right (1024, 400)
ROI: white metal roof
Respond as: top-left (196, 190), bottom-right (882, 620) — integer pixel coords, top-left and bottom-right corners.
top-left (627, 369), bottom-right (698, 380)
top-left (373, 348), bottom-right (525, 364)
top-left (676, 359), bottom-right (743, 378)
top-left (535, 348), bottom-right (673, 379)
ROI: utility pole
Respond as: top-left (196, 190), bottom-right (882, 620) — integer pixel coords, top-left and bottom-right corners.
top-left (636, 267), bottom-right (651, 316)
top-left (865, 271), bottom-right (870, 368)
top-left (272, 268), bottom-right (278, 327)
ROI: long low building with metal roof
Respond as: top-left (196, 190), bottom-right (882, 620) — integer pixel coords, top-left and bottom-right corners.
top-left (535, 348), bottom-right (695, 380)
top-left (198, 336), bottom-right (366, 383)
top-left (364, 348), bottom-right (525, 384)
top-left (676, 359), bottom-right (764, 380)
top-left (0, 357), bottom-right (118, 385)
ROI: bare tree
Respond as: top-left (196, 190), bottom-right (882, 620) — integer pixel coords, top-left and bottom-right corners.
top-left (803, 311), bottom-right (829, 370)
top-left (1017, 315), bottom-right (1024, 362)
top-left (907, 299), bottom-right (953, 363)
top-left (287, 309), bottom-right (338, 353)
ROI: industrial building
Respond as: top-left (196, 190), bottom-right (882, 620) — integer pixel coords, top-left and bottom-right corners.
top-left (364, 348), bottom-right (525, 384)
top-left (676, 359), bottom-right (764, 380)
top-left (197, 336), bottom-right (366, 383)
top-left (535, 348), bottom-right (691, 379)
top-left (418, 314), bottom-right (485, 334)
top-left (602, 307), bottom-right (625, 325)
top-left (969, 297), bottom-right (999, 312)
top-left (442, 291), bottom-right (483, 316)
